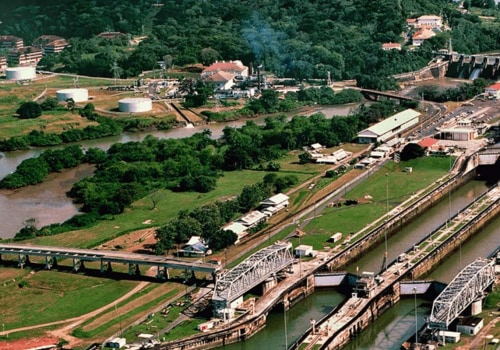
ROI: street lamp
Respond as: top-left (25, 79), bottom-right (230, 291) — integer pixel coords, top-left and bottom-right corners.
top-left (385, 173), bottom-right (389, 270)
top-left (284, 304), bottom-right (288, 349)
top-left (413, 287), bottom-right (418, 346)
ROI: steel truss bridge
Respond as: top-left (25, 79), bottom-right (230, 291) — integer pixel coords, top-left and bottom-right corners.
top-left (212, 242), bottom-right (293, 315)
top-left (429, 257), bottom-right (495, 329)
top-left (0, 243), bottom-right (221, 278)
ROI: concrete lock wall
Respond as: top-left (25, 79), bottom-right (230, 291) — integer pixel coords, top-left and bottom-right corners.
top-left (324, 282), bottom-right (401, 349)
top-left (409, 198), bottom-right (500, 279)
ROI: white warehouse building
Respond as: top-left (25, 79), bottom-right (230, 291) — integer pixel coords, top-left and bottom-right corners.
top-left (357, 109), bottom-right (421, 144)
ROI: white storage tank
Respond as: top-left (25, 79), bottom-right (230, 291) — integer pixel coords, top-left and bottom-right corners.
top-left (118, 97), bottom-right (152, 113)
top-left (56, 88), bottom-right (89, 103)
top-left (6, 67), bottom-right (36, 81)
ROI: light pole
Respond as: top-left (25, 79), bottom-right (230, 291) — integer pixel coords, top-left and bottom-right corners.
top-left (448, 154), bottom-right (452, 228)
top-left (413, 287), bottom-right (418, 346)
top-left (385, 173), bottom-right (389, 270)
top-left (284, 304), bottom-right (288, 349)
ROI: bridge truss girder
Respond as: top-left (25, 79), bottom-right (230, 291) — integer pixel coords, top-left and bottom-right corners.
top-left (429, 258), bottom-right (495, 329)
top-left (213, 242), bottom-right (293, 308)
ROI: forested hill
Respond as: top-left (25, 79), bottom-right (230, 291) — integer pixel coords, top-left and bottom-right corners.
top-left (1, 0), bottom-right (499, 89)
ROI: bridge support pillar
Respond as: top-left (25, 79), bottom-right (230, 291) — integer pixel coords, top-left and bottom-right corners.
top-left (100, 260), bottom-right (112, 273)
top-left (471, 298), bottom-right (482, 315)
top-left (45, 256), bottom-right (57, 270)
top-left (262, 275), bottom-right (277, 295)
top-left (18, 254), bottom-right (29, 268)
top-left (73, 258), bottom-right (85, 272)
top-left (129, 263), bottom-right (140, 275)
top-left (157, 266), bottom-right (168, 280)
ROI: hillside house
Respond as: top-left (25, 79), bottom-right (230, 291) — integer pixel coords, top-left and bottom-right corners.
top-left (9, 46), bottom-right (43, 66)
top-left (417, 15), bottom-right (443, 28)
top-left (237, 210), bottom-right (267, 228)
top-left (33, 35), bottom-right (69, 54)
top-left (382, 42), bottom-right (402, 51)
top-left (204, 71), bottom-right (236, 91)
top-left (0, 35), bottom-right (23, 50)
top-left (222, 222), bottom-right (248, 242)
top-left (412, 29), bottom-right (436, 46)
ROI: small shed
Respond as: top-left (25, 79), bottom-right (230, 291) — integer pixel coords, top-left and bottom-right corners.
top-left (238, 210), bottom-right (267, 228)
top-left (310, 143), bottom-right (324, 151)
top-left (260, 193), bottom-right (289, 208)
top-left (223, 222), bottom-right (248, 241)
top-left (437, 330), bottom-right (460, 344)
top-left (295, 244), bottom-right (313, 257)
top-left (106, 337), bottom-right (126, 349)
top-left (456, 316), bottom-right (483, 335)
top-left (328, 232), bottom-right (342, 243)
top-left (181, 236), bottom-right (209, 256)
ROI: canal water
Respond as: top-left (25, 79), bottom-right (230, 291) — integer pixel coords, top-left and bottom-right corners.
top-left (218, 290), bottom-right (345, 350)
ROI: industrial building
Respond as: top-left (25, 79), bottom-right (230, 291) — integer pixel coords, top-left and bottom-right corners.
top-left (357, 109), bottom-right (421, 144)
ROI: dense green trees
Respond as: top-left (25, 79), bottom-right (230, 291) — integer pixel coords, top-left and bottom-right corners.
top-left (3, 1), bottom-right (496, 88)
top-left (16, 101), bottom-right (42, 119)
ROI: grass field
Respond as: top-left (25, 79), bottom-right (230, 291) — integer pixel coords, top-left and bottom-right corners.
top-left (0, 270), bottom-right (136, 330)
top-left (295, 157), bottom-right (454, 250)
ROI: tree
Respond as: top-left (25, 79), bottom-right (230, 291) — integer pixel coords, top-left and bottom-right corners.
top-left (200, 47), bottom-right (220, 66)
top-left (298, 152), bottom-right (312, 164)
top-left (400, 143), bottom-right (425, 161)
top-left (40, 97), bottom-right (60, 111)
top-left (16, 101), bottom-right (42, 119)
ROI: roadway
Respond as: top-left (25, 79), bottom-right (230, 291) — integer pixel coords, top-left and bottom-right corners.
top-left (0, 243), bottom-right (221, 274)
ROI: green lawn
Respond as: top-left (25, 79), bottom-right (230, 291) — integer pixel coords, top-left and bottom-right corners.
top-left (297, 157), bottom-right (453, 250)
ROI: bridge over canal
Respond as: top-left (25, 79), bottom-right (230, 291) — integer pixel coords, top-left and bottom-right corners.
top-left (429, 257), bottom-right (495, 330)
top-left (212, 242), bottom-right (294, 318)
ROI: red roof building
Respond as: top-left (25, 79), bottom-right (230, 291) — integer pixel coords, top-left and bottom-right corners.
top-left (382, 42), bottom-right (402, 51)
top-left (485, 83), bottom-right (500, 99)
top-left (418, 137), bottom-right (439, 149)
top-left (201, 60), bottom-right (248, 78)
